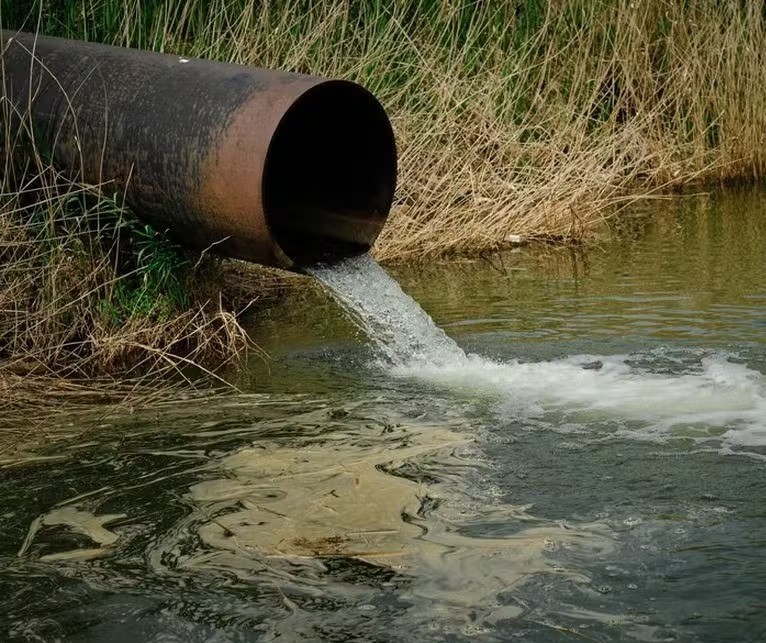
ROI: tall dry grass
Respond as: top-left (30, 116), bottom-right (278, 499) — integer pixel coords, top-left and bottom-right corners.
top-left (1, 0), bottom-right (766, 407)
top-left (6, 0), bottom-right (764, 261)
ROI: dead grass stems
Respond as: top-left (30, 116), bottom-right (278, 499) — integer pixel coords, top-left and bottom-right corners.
top-left (19, 0), bottom-right (760, 261)
top-left (2, 0), bottom-right (766, 412)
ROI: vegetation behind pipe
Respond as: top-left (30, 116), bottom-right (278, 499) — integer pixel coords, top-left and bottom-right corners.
top-left (2, 0), bottom-right (766, 407)
top-left (5, 0), bottom-right (766, 260)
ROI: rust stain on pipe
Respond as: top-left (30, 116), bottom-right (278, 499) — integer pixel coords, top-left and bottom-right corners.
top-left (0, 31), bottom-right (397, 269)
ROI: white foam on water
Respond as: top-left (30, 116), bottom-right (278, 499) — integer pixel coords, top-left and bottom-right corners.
top-left (311, 254), bottom-right (766, 452)
top-left (395, 353), bottom-right (766, 442)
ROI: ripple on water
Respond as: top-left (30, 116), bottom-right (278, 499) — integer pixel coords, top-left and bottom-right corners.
top-left (5, 396), bottom-right (621, 641)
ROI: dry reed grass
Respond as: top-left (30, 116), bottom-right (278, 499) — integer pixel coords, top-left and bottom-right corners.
top-left (10, 0), bottom-right (760, 261)
top-left (364, 0), bottom-right (766, 260)
top-left (2, 0), bottom-right (766, 410)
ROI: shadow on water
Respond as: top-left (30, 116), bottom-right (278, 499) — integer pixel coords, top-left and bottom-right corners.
top-left (3, 189), bottom-right (766, 641)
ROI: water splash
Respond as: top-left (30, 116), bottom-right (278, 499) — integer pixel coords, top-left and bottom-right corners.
top-left (310, 253), bottom-right (766, 452)
top-left (395, 352), bottom-right (766, 447)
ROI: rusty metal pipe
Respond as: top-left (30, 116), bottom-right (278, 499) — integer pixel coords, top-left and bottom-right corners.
top-left (0, 31), bottom-right (397, 269)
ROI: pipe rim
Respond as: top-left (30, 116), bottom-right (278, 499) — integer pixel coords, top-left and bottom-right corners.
top-left (262, 79), bottom-right (397, 268)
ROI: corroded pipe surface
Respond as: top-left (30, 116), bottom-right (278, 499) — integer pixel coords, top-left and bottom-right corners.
top-left (0, 31), bottom-right (397, 268)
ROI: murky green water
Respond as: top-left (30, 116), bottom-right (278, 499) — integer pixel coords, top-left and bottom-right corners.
top-left (3, 189), bottom-right (766, 641)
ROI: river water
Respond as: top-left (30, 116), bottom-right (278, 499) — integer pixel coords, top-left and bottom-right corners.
top-left (2, 189), bottom-right (766, 641)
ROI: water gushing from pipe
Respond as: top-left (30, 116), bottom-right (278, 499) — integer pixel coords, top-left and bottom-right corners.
top-left (308, 253), bottom-right (466, 367)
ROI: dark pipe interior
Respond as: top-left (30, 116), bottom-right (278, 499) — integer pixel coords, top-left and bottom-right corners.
top-left (263, 81), bottom-right (397, 267)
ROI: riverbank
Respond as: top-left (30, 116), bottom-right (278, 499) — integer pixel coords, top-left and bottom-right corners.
top-left (2, 0), bottom-right (766, 404)
top-left (0, 164), bottom-right (286, 411)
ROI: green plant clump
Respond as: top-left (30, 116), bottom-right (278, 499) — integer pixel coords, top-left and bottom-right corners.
top-left (0, 123), bottom-right (253, 411)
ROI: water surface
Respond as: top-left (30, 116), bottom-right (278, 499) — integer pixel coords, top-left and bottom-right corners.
top-left (2, 189), bottom-right (766, 641)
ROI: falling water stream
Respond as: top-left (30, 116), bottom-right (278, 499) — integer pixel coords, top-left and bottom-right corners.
top-left (307, 252), bottom-right (467, 367)
top-left (3, 190), bottom-right (766, 641)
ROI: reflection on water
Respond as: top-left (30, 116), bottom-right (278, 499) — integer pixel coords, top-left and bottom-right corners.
top-left (168, 418), bottom-right (611, 610)
top-left (394, 190), bottom-right (766, 347)
top-left (19, 506), bottom-right (126, 562)
top-left (3, 189), bottom-right (766, 641)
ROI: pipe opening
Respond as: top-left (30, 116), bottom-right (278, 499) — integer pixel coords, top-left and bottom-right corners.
top-left (263, 81), bottom-right (397, 267)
